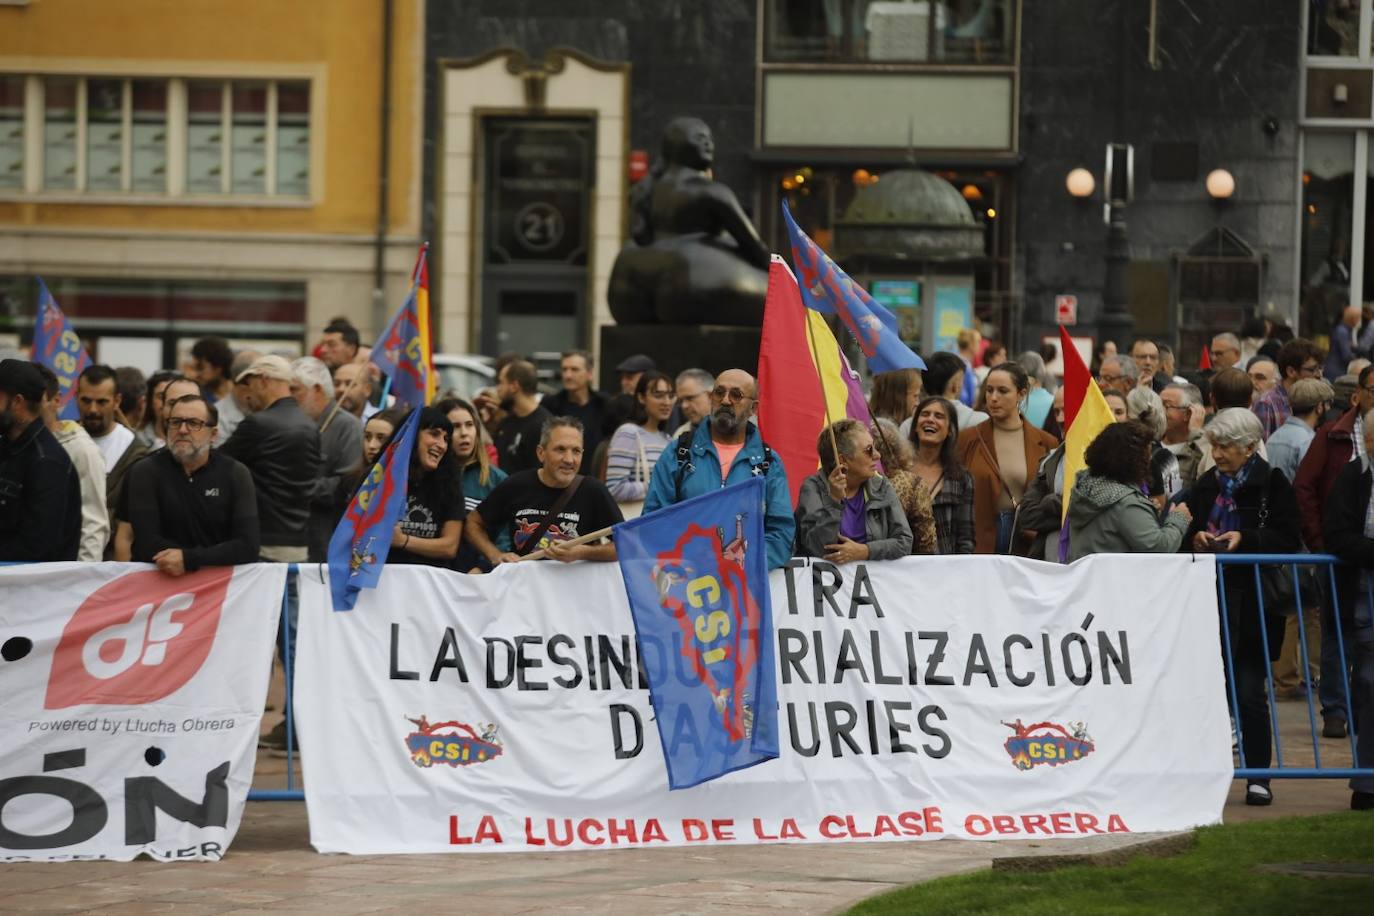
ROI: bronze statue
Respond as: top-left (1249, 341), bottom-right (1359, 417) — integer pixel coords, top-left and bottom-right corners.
top-left (608, 117), bottom-right (770, 326)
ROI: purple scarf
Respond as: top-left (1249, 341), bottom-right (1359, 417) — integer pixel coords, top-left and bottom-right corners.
top-left (1208, 453), bottom-right (1260, 535)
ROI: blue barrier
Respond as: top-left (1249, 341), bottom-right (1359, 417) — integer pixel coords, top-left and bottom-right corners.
top-left (1214, 554), bottom-right (1367, 783)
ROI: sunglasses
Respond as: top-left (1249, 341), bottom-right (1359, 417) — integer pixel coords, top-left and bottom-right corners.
top-left (711, 386), bottom-right (753, 403)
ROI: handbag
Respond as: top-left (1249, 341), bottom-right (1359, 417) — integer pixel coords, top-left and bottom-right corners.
top-left (1255, 487), bottom-right (1318, 620)
top-left (616, 431), bottom-right (649, 520)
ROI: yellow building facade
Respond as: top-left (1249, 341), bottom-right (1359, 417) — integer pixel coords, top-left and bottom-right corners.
top-left (0, 0), bottom-right (425, 368)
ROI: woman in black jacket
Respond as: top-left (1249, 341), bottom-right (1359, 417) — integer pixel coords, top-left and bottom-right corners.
top-left (1183, 409), bottom-right (1301, 807)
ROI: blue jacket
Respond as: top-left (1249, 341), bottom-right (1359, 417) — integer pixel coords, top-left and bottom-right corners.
top-left (643, 420), bottom-right (796, 570)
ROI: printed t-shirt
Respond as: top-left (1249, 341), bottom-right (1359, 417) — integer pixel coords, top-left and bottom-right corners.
top-left (387, 470), bottom-right (466, 566)
top-left (494, 406), bottom-right (553, 474)
top-left (478, 469), bottom-right (624, 555)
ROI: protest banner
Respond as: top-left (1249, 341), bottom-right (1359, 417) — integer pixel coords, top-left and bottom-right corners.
top-left (296, 554), bottom-right (1232, 855)
top-left (0, 563), bottom-right (285, 862)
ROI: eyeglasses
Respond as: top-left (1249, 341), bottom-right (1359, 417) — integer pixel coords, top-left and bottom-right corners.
top-left (1163, 403), bottom-right (1190, 412)
top-left (167, 417), bottom-right (208, 431)
top-left (646, 389), bottom-right (675, 401)
top-left (679, 390), bottom-right (709, 401)
top-left (1299, 363), bottom-right (1322, 377)
top-left (711, 386), bottom-right (753, 403)
top-left (1099, 374), bottom-right (1124, 384)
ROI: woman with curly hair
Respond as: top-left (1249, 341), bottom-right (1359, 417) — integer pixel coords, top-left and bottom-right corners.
top-left (1065, 420), bottom-right (1192, 560)
top-left (795, 419), bottom-right (912, 563)
top-left (871, 418), bottom-right (937, 554)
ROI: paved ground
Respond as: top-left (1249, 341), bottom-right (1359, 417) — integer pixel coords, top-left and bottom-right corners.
top-left (4, 686), bottom-right (1362, 915)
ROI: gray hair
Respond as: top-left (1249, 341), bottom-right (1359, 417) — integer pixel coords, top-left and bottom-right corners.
top-left (1016, 351), bottom-right (1054, 393)
top-left (1104, 354), bottom-right (1138, 382)
top-left (1162, 383), bottom-right (1193, 408)
top-left (290, 356), bottom-right (334, 398)
top-left (1204, 407), bottom-right (1263, 449)
top-left (540, 415), bottom-right (584, 448)
top-left (675, 367), bottom-right (715, 391)
top-left (1212, 332), bottom-right (1241, 352)
top-left (1127, 386), bottom-right (1166, 439)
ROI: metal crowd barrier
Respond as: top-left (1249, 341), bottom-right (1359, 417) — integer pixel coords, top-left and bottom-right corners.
top-left (1215, 554), bottom-right (1367, 781)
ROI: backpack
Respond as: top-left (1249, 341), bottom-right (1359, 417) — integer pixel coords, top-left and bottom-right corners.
top-left (670, 430), bottom-right (774, 501)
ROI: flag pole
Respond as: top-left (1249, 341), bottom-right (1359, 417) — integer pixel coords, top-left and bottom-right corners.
top-left (319, 369), bottom-right (363, 434)
top-left (514, 525), bottom-right (615, 562)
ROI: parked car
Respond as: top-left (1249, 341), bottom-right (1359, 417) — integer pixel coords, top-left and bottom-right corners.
top-left (433, 353), bottom-right (496, 400)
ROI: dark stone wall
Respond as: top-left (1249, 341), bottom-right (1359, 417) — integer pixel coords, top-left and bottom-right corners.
top-left (422, 0), bottom-right (760, 243)
top-left (1017, 0), bottom-right (1301, 347)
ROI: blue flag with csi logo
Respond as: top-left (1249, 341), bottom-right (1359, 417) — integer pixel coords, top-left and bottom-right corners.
top-left (370, 250), bottom-right (433, 408)
top-left (615, 477), bottom-right (779, 789)
top-left (327, 407), bottom-right (420, 611)
top-left (31, 278), bottom-right (90, 421)
top-left (780, 203), bottom-right (925, 375)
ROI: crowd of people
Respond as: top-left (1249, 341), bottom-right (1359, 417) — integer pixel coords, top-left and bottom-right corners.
top-left (0, 313), bottom-right (1370, 809)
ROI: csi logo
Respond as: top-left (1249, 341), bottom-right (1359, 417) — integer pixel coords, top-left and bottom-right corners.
top-left (45, 568), bottom-right (232, 709)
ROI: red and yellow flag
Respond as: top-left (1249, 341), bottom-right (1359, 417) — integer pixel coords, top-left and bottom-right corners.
top-left (1059, 325), bottom-right (1115, 522)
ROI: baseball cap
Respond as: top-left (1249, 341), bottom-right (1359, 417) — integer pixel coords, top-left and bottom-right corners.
top-left (0, 359), bottom-right (46, 403)
top-left (1289, 378), bottom-right (1334, 412)
top-left (234, 354), bottom-right (294, 384)
top-left (615, 354), bottom-right (656, 374)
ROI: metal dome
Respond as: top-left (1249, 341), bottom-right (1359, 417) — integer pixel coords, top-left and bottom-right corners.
top-left (835, 168), bottom-right (985, 261)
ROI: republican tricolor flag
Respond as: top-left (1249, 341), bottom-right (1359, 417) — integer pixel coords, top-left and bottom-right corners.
top-left (757, 255), bottom-right (870, 507)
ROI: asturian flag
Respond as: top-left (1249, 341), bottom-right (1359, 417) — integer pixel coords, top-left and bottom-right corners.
top-left (371, 245), bottom-right (435, 408)
top-left (615, 477), bottom-right (779, 789)
top-left (327, 407), bottom-right (420, 611)
top-left (31, 278), bottom-right (90, 421)
top-left (781, 203), bottom-right (925, 375)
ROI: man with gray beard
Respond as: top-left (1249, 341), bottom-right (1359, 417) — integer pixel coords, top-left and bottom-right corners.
top-left (643, 367), bottom-right (796, 570)
top-left (125, 394), bottom-right (259, 576)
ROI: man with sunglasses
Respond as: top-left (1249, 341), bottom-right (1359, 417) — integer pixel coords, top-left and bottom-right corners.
top-left (125, 394), bottom-right (259, 577)
top-left (643, 367), bottom-right (795, 570)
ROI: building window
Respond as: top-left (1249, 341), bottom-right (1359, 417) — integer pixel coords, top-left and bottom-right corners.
top-left (0, 75), bottom-right (22, 189)
top-left (764, 0), bottom-right (1016, 65)
top-left (1307, 0), bottom-right (1362, 58)
top-left (1298, 133), bottom-right (1354, 336)
top-left (43, 76), bottom-right (78, 190)
top-left (4, 74), bottom-right (310, 200)
top-left (131, 80), bottom-right (168, 192)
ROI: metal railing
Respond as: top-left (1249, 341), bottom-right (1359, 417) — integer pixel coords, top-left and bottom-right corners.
top-left (1215, 554), bottom-right (1366, 780)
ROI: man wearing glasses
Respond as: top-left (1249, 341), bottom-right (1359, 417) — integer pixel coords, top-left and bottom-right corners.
top-left (643, 367), bottom-right (796, 570)
top-left (1253, 339), bottom-right (1328, 441)
top-left (125, 394), bottom-right (259, 577)
top-left (1209, 333), bottom-right (1243, 372)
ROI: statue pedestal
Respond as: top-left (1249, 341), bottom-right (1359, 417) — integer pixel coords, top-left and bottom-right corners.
top-left (598, 324), bottom-right (762, 392)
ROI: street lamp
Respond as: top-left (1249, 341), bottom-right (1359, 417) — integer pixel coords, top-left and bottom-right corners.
top-left (1099, 143), bottom-right (1135, 347)
top-left (1065, 168), bottom-right (1095, 198)
top-left (1205, 168), bottom-right (1236, 200)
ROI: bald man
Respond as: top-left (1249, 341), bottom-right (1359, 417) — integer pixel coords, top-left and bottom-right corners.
top-left (643, 368), bottom-right (795, 570)
top-left (1326, 304), bottom-right (1367, 380)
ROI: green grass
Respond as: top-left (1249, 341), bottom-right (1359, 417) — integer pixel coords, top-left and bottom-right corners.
top-left (849, 812), bottom-right (1374, 915)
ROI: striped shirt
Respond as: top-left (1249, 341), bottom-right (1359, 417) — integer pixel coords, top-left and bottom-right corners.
top-left (605, 424), bottom-right (670, 501)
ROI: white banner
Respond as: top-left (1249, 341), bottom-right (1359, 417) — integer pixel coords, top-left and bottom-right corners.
top-left (0, 562), bottom-right (285, 862)
top-left (297, 555), bottom-right (1231, 854)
